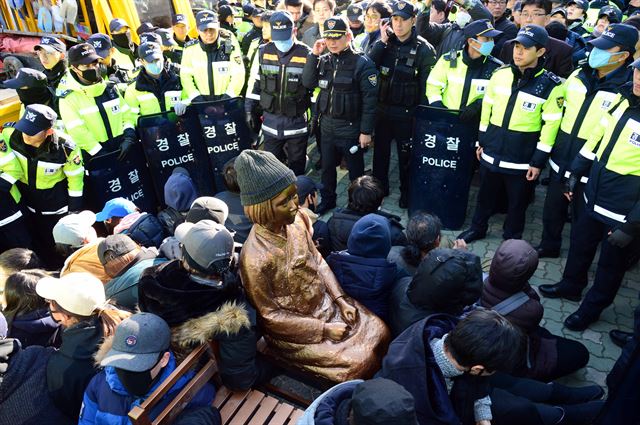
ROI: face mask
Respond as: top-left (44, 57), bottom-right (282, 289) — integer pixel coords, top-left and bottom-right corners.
top-left (455, 12), bottom-right (471, 28)
top-left (112, 32), bottom-right (132, 49)
top-left (472, 39), bottom-right (495, 56)
top-left (588, 47), bottom-right (621, 69)
top-left (145, 60), bottom-right (164, 75)
top-left (17, 87), bottom-right (51, 106)
top-left (80, 68), bottom-right (102, 83)
top-left (274, 38), bottom-right (294, 53)
top-left (115, 365), bottom-right (163, 398)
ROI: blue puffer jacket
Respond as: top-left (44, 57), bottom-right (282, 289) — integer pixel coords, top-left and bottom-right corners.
top-left (123, 213), bottom-right (166, 249)
top-left (79, 352), bottom-right (215, 425)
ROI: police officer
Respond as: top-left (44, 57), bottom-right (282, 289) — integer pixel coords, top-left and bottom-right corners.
top-left (1, 104), bottom-right (84, 268)
top-left (369, 0), bottom-right (436, 207)
top-left (535, 24), bottom-right (637, 259)
top-left (155, 28), bottom-right (180, 65)
top-left (108, 18), bottom-right (138, 71)
top-left (245, 11), bottom-right (312, 175)
top-left (1, 68), bottom-right (53, 110)
top-left (302, 16), bottom-right (379, 214)
top-left (124, 42), bottom-right (187, 127)
top-left (457, 25), bottom-right (564, 242)
top-left (58, 43), bottom-right (135, 160)
top-left (172, 13), bottom-right (192, 64)
top-left (240, 4), bottom-right (264, 57)
top-left (540, 58), bottom-right (640, 331)
top-left (87, 33), bottom-right (133, 86)
top-left (34, 36), bottom-right (67, 111)
top-left (180, 10), bottom-right (245, 102)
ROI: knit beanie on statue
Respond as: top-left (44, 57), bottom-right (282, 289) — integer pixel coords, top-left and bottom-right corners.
top-left (235, 150), bottom-right (296, 206)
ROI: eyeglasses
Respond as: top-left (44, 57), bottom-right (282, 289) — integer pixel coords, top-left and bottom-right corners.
top-left (521, 12), bottom-right (547, 18)
top-left (364, 14), bottom-right (381, 21)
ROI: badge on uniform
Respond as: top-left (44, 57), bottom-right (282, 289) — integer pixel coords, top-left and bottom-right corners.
top-left (629, 132), bottom-right (640, 148)
top-left (72, 154), bottom-right (81, 165)
top-left (521, 101), bottom-right (536, 112)
top-left (319, 79), bottom-right (329, 89)
top-left (234, 56), bottom-right (242, 65)
top-left (0, 141), bottom-right (6, 152)
top-left (368, 74), bottom-right (377, 87)
top-left (556, 97), bottom-right (565, 108)
top-left (111, 104), bottom-right (120, 114)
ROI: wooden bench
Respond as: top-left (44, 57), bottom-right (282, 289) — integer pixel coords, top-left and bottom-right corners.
top-left (128, 341), bottom-right (306, 425)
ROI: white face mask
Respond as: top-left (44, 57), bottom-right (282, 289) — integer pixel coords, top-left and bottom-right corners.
top-left (455, 11), bottom-right (471, 27)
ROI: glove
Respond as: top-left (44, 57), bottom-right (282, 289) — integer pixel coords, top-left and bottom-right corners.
top-left (564, 174), bottom-right (578, 199)
top-left (118, 136), bottom-right (136, 161)
top-left (459, 100), bottom-right (482, 123)
top-left (608, 229), bottom-right (634, 248)
top-left (245, 112), bottom-right (257, 132)
top-left (174, 101), bottom-right (189, 116)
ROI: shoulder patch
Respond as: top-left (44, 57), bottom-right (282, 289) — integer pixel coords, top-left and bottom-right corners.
top-left (71, 153), bottom-right (82, 165)
top-left (0, 140), bottom-right (7, 152)
top-left (488, 55), bottom-right (504, 66)
top-left (2, 121), bottom-right (16, 129)
top-left (184, 39), bottom-right (198, 47)
top-left (556, 97), bottom-right (565, 108)
top-left (58, 89), bottom-right (73, 99)
top-left (545, 71), bottom-right (562, 85)
top-left (368, 74), bottom-right (377, 87)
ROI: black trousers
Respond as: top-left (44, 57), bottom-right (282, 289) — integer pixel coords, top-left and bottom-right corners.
top-left (319, 121), bottom-right (364, 205)
top-left (539, 178), bottom-right (585, 252)
top-left (471, 166), bottom-right (534, 239)
top-left (263, 134), bottom-right (308, 176)
top-left (372, 117), bottom-right (412, 196)
top-left (560, 212), bottom-right (640, 317)
top-left (25, 210), bottom-right (65, 270)
top-left (0, 215), bottom-right (33, 252)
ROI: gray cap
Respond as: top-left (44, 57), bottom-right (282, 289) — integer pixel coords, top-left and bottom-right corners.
top-left (100, 313), bottom-right (171, 372)
top-left (186, 196), bottom-right (229, 224)
top-left (176, 220), bottom-right (234, 275)
top-left (97, 234), bottom-right (138, 265)
top-left (235, 150), bottom-right (296, 206)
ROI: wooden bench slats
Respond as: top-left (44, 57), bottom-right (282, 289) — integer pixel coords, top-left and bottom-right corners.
top-left (288, 409), bottom-right (304, 424)
top-left (213, 386), bottom-right (234, 409)
top-left (267, 403), bottom-right (295, 425)
top-left (220, 390), bottom-right (252, 422)
top-left (247, 396), bottom-right (280, 425)
top-left (229, 390), bottom-right (267, 425)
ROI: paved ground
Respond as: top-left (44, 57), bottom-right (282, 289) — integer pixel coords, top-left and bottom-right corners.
top-left (299, 140), bottom-right (639, 393)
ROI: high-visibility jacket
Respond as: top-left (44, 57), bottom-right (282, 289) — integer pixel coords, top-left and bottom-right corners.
top-left (479, 62), bottom-right (564, 174)
top-left (124, 63), bottom-right (185, 127)
top-left (549, 64), bottom-right (631, 182)
top-left (58, 71), bottom-right (133, 156)
top-left (426, 48), bottom-right (502, 110)
top-left (571, 83), bottom-right (640, 227)
top-left (2, 126), bottom-right (84, 214)
top-left (0, 137), bottom-right (24, 226)
top-left (180, 31), bottom-right (245, 101)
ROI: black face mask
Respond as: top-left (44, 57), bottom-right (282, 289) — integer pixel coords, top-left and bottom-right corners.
top-left (17, 87), bottom-right (52, 106)
top-left (115, 364), bottom-right (164, 397)
top-left (80, 68), bottom-right (102, 83)
top-left (112, 32), bottom-right (132, 49)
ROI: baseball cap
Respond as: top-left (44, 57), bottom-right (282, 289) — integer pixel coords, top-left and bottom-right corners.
top-left (589, 23), bottom-right (639, 51)
top-left (598, 5), bottom-right (622, 23)
top-left (100, 313), bottom-right (171, 372)
top-left (296, 175), bottom-right (323, 201)
top-left (218, 5), bottom-right (234, 21)
top-left (347, 4), bottom-right (364, 22)
top-left (155, 28), bottom-right (177, 47)
top-left (243, 4), bottom-right (263, 17)
top-left (53, 211), bottom-right (97, 247)
top-left (567, 0), bottom-right (588, 10)
top-left (36, 272), bottom-right (106, 316)
top-left (177, 220), bottom-right (234, 275)
top-left (137, 22), bottom-right (158, 35)
top-left (196, 10), bottom-right (220, 31)
top-left (173, 14), bottom-right (188, 25)
top-left (632, 57), bottom-right (640, 69)
top-left (34, 35), bottom-right (66, 53)
top-left (351, 378), bottom-right (419, 425)
top-left (68, 43), bottom-right (101, 66)
top-left (185, 196), bottom-right (229, 224)
top-left (109, 18), bottom-right (129, 33)
top-left (97, 234), bottom-right (139, 265)
top-left (15, 104), bottom-right (56, 136)
top-left (323, 16), bottom-right (349, 39)
top-left (87, 33), bottom-right (113, 58)
top-left (514, 24), bottom-right (548, 48)
top-left (139, 31), bottom-right (162, 45)
top-left (95, 197), bottom-right (137, 222)
top-left (391, 0), bottom-right (417, 19)
top-left (1, 67), bottom-right (47, 89)
top-left (270, 11), bottom-right (295, 41)
top-left (550, 6), bottom-right (567, 17)
top-left (138, 42), bottom-right (163, 62)
top-left (463, 19), bottom-right (502, 38)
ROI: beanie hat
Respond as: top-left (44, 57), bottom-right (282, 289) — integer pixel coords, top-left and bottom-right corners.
top-left (488, 239), bottom-right (539, 293)
top-left (234, 150), bottom-right (296, 206)
top-left (164, 167), bottom-right (198, 212)
top-left (347, 214), bottom-right (391, 258)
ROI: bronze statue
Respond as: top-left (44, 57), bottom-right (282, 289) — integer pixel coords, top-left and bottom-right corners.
top-left (235, 151), bottom-right (390, 382)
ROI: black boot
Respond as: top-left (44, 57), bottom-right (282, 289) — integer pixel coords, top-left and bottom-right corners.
top-left (548, 382), bottom-right (604, 405)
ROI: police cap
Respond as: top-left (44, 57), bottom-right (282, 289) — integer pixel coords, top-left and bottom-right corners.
top-left (514, 24), bottom-right (548, 48)
top-left (68, 43), bottom-right (102, 66)
top-left (323, 16), bottom-right (349, 39)
top-left (87, 33), bottom-right (113, 58)
top-left (589, 23), bottom-right (639, 52)
top-left (15, 104), bottom-right (57, 136)
top-left (1, 68), bottom-right (47, 90)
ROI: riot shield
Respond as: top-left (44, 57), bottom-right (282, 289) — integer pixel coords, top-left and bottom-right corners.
top-left (84, 144), bottom-right (158, 214)
top-left (138, 111), bottom-right (215, 205)
top-left (187, 97), bottom-right (253, 193)
top-left (409, 106), bottom-right (476, 230)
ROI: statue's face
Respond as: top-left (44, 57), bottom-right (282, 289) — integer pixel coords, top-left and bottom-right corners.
top-left (271, 184), bottom-right (299, 227)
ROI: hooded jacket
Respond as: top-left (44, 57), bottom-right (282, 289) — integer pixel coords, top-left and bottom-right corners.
top-left (79, 345), bottom-right (215, 425)
top-left (389, 249), bottom-right (483, 336)
top-left (117, 212), bottom-right (166, 248)
top-left (298, 380), bottom-right (363, 425)
top-left (7, 308), bottom-right (61, 348)
top-left (327, 208), bottom-right (407, 252)
top-left (0, 339), bottom-right (72, 425)
top-left (327, 214), bottom-right (404, 321)
top-left (60, 239), bottom-right (111, 283)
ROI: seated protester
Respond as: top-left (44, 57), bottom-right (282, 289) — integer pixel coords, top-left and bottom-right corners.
top-left (297, 175), bottom-right (331, 257)
top-left (0, 312), bottom-right (73, 425)
top-left (327, 176), bottom-right (407, 252)
top-left (389, 248), bottom-right (482, 337)
top-left (480, 239), bottom-right (590, 382)
top-left (98, 235), bottom-right (167, 310)
top-left (214, 158), bottom-right (253, 244)
top-left (157, 167), bottom-right (198, 236)
top-left (96, 197), bottom-right (165, 248)
top-left (0, 248), bottom-right (42, 295)
top-left (3, 270), bottom-right (61, 348)
top-left (327, 214), bottom-right (404, 322)
top-left (52, 211), bottom-right (110, 283)
top-left (79, 313), bottom-right (219, 425)
top-left (138, 220), bottom-right (268, 391)
top-left (35, 273), bottom-right (130, 419)
top-left (380, 309), bottom-right (605, 425)
top-left (299, 378), bottom-right (418, 424)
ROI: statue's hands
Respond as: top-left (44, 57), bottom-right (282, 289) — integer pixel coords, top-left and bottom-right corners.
top-left (324, 322), bottom-right (350, 341)
top-left (337, 297), bottom-right (357, 326)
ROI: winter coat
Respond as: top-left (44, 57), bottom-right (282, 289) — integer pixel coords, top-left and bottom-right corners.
top-left (122, 213), bottom-right (166, 248)
top-left (297, 380), bottom-right (363, 425)
top-left (214, 191), bottom-right (253, 244)
top-left (387, 245), bottom-right (418, 276)
top-left (0, 339), bottom-right (72, 425)
top-left (7, 308), bottom-right (61, 348)
top-left (327, 208), bottom-right (407, 252)
top-left (79, 349), bottom-right (215, 425)
top-left (47, 316), bottom-right (104, 419)
top-left (104, 252), bottom-right (167, 310)
top-left (157, 207), bottom-right (187, 236)
top-left (60, 240), bottom-right (111, 283)
top-left (389, 249), bottom-right (483, 336)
